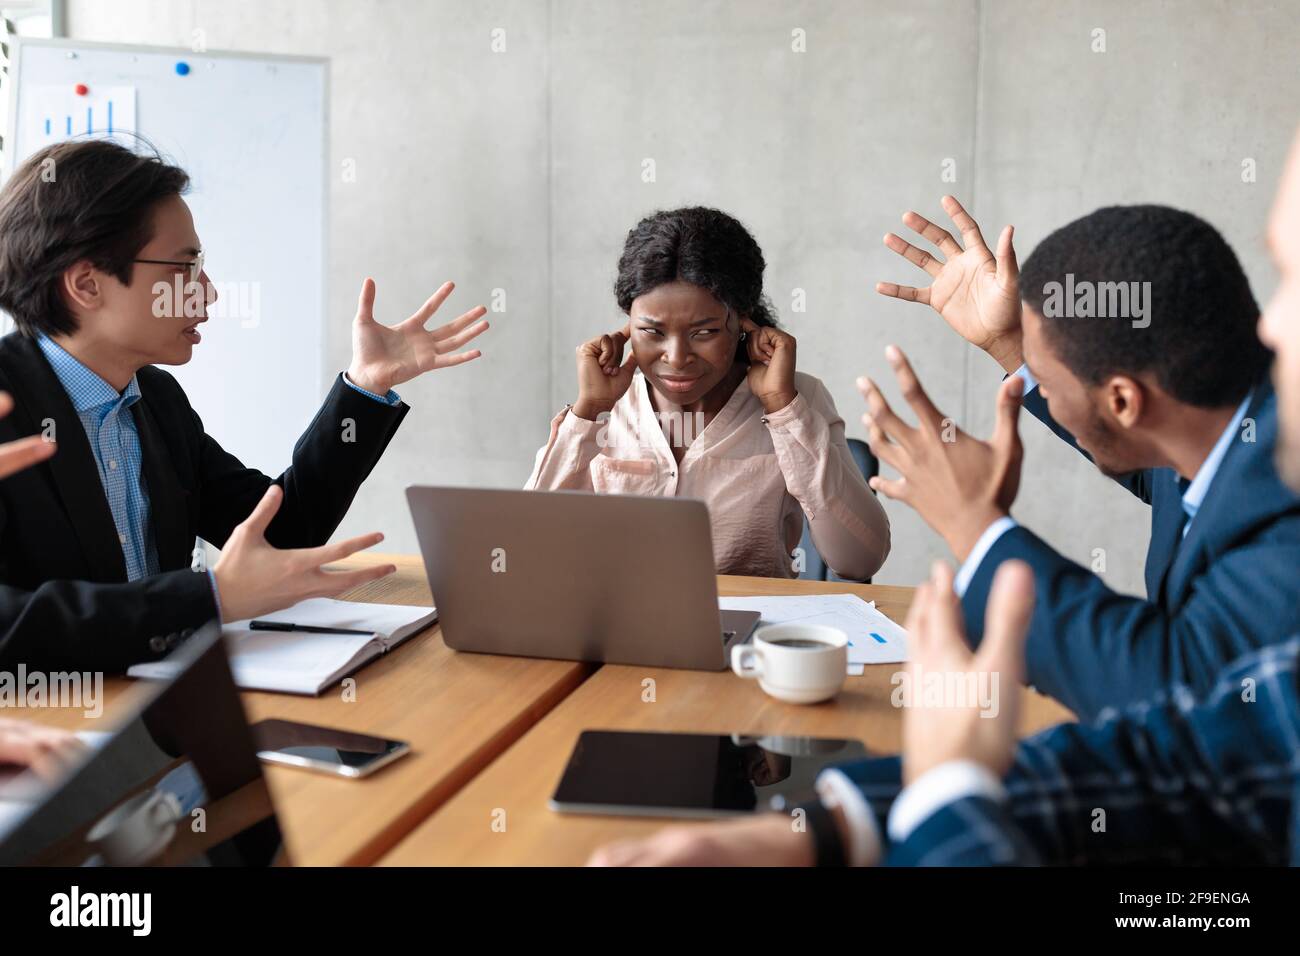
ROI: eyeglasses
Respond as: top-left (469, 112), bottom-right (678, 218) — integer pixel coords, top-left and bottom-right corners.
top-left (134, 250), bottom-right (204, 283)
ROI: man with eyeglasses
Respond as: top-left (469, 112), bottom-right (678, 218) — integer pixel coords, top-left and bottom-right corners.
top-left (0, 139), bottom-right (488, 671)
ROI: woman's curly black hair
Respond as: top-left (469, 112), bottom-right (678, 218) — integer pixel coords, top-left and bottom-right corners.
top-left (615, 206), bottom-right (777, 360)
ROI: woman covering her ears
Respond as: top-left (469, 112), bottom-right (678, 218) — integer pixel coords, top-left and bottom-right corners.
top-left (526, 206), bottom-right (890, 581)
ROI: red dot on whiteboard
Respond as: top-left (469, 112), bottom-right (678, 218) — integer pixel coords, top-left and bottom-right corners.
top-left (74, 83), bottom-right (89, 95)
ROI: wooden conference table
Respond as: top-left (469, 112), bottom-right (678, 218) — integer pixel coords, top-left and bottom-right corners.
top-left (17, 553), bottom-right (1073, 866)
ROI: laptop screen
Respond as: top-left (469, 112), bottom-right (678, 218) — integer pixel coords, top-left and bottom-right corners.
top-left (0, 624), bottom-right (287, 866)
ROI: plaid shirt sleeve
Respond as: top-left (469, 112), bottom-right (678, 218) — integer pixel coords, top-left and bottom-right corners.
top-left (828, 636), bottom-right (1300, 866)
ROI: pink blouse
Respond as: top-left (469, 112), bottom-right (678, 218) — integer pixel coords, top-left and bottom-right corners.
top-left (525, 370), bottom-right (891, 580)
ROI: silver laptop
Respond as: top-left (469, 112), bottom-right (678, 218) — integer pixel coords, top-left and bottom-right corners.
top-left (406, 487), bottom-right (760, 670)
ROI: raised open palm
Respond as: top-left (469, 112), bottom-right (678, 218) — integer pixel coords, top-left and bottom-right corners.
top-left (876, 196), bottom-right (1024, 371)
top-left (900, 560), bottom-right (1033, 786)
top-left (347, 278), bottom-right (489, 394)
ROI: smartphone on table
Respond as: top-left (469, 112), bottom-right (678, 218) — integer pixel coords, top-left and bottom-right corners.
top-left (250, 719), bottom-right (410, 779)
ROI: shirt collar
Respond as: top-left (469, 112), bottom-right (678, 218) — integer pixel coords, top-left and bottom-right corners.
top-left (36, 334), bottom-right (141, 412)
top-left (1181, 389), bottom-right (1253, 521)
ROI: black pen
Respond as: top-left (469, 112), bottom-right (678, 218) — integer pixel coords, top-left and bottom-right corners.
top-left (249, 620), bottom-right (373, 636)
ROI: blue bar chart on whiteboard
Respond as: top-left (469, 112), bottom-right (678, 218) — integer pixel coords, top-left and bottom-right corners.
top-left (24, 84), bottom-right (137, 147)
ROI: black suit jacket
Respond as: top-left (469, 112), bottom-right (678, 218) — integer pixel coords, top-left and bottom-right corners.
top-left (0, 331), bottom-right (408, 672)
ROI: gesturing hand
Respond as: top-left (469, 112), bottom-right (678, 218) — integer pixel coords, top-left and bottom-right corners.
top-left (901, 560), bottom-right (1034, 786)
top-left (858, 346), bottom-right (1024, 561)
top-left (0, 391), bottom-right (55, 479)
top-left (876, 196), bottom-right (1025, 373)
top-left (347, 278), bottom-right (489, 395)
top-left (213, 485), bottom-right (397, 622)
top-left (573, 324), bottom-right (636, 420)
top-left (740, 318), bottom-right (798, 414)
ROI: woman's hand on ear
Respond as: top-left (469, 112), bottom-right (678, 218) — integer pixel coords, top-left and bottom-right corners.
top-left (573, 323), bottom-right (637, 420)
top-left (741, 318), bottom-right (798, 414)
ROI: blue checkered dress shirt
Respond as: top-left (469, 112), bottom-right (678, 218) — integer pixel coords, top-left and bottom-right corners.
top-left (37, 334), bottom-right (158, 580)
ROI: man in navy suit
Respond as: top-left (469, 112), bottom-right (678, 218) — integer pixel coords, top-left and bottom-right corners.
top-left (588, 127), bottom-right (1300, 866)
top-left (853, 198), bottom-right (1300, 721)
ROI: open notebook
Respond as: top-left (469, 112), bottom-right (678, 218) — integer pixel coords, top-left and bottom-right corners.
top-left (126, 598), bottom-right (438, 695)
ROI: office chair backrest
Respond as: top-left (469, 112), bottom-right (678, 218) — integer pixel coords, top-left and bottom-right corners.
top-left (795, 438), bottom-right (879, 583)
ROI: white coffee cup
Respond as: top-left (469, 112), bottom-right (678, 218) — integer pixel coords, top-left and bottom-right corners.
top-left (85, 789), bottom-right (182, 866)
top-left (730, 624), bottom-right (848, 704)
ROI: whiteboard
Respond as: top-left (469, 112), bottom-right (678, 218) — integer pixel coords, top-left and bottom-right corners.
top-left (4, 38), bottom-right (327, 476)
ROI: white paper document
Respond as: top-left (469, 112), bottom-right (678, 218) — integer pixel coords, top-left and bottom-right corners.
top-left (719, 593), bottom-right (909, 666)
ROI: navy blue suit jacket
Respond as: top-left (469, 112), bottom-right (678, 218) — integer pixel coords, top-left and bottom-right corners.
top-left (832, 636), bottom-right (1300, 866)
top-left (961, 381), bottom-right (1300, 720)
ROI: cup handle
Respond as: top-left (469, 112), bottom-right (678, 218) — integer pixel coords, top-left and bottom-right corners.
top-left (150, 792), bottom-right (182, 827)
top-left (731, 644), bottom-right (763, 679)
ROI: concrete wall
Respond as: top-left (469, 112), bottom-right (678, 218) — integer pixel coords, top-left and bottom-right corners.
top-left (66, 0), bottom-right (1298, 594)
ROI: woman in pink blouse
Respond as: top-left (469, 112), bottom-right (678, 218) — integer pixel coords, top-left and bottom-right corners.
top-left (526, 207), bottom-right (891, 580)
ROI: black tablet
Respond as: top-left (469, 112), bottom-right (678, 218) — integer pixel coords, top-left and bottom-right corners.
top-left (549, 730), bottom-right (871, 818)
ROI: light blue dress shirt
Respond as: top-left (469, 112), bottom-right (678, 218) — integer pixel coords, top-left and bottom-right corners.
top-left (38, 334), bottom-right (159, 581)
top-left (954, 366), bottom-right (1253, 596)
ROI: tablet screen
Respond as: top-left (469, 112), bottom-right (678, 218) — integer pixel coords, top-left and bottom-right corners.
top-left (550, 730), bottom-right (871, 818)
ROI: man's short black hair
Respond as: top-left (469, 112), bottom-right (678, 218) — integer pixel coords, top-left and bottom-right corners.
top-left (0, 138), bottom-right (190, 338)
top-left (1019, 204), bottom-right (1270, 408)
